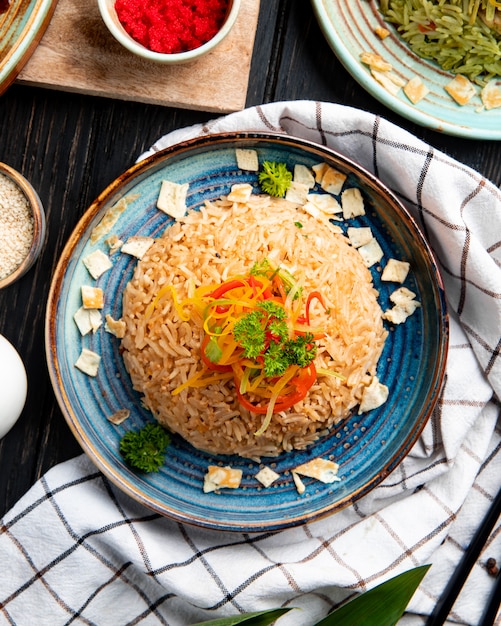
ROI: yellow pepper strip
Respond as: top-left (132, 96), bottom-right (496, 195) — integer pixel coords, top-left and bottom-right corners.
top-left (172, 369), bottom-right (233, 395)
top-left (254, 365), bottom-right (300, 436)
top-left (144, 285), bottom-right (190, 323)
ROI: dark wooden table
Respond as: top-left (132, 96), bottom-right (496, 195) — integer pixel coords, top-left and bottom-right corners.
top-left (0, 0), bottom-right (500, 519)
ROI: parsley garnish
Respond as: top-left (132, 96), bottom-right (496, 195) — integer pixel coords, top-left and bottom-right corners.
top-left (258, 161), bottom-right (293, 197)
top-left (233, 302), bottom-right (317, 378)
top-left (119, 423), bottom-right (171, 473)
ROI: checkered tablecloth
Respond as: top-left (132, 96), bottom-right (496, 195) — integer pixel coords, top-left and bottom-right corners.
top-left (1, 101), bottom-right (500, 625)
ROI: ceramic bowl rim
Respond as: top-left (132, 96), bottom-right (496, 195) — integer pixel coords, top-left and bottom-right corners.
top-left (0, 163), bottom-right (46, 290)
top-left (97, 0), bottom-right (241, 64)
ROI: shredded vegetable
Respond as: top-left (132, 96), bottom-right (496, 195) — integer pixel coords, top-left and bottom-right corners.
top-left (171, 259), bottom-right (327, 435)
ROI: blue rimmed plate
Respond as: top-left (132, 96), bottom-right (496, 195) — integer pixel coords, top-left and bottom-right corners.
top-left (0, 0), bottom-right (58, 95)
top-left (311, 0), bottom-right (501, 139)
top-left (45, 133), bottom-right (448, 532)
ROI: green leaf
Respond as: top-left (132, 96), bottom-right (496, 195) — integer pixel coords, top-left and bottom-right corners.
top-left (315, 564), bottom-right (431, 626)
top-left (190, 607), bottom-right (293, 625)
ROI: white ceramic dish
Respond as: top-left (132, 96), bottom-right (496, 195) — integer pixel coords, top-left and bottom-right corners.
top-left (97, 0), bottom-right (240, 64)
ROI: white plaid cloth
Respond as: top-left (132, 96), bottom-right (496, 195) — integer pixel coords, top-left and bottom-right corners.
top-left (1, 101), bottom-right (500, 626)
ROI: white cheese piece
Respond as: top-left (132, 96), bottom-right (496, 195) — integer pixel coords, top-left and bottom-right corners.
top-left (389, 286), bottom-right (416, 305)
top-left (75, 348), bottom-right (101, 377)
top-left (255, 466), bottom-right (280, 488)
top-left (404, 76), bottom-right (429, 104)
top-left (358, 376), bottom-right (389, 414)
top-left (82, 249), bottom-right (113, 280)
top-left (357, 238), bottom-right (384, 267)
top-left (203, 466), bottom-right (243, 493)
top-left (347, 226), bottom-right (373, 248)
top-left (293, 164), bottom-right (315, 188)
top-left (156, 180), bottom-right (189, 219)
top-left (227, 183), bottom-right (253, 203)
top-left (293, 458), bottom-right (340, 484)
top-left (371, 69), bottom-right (403, 95)
top-left (121, 236), bottom-right (154, 259)
top-left (381, 259), bottom-right (411, 283)
top-left (108, 408), bottom-right (130, 425)
top-left (105, 234), bottom-right (124, 254)
top-left (481, 81), bottom-right (501, 110)
top-left (81, 285), bottom-right (104, 309)
top-left (341, 187), bottom-right (365, 219)
top-left (445, 75), bottom-right (477, 105)
top-left (235, 148), bottom-right (259, 171)
top-left (383, 287), bottom-right (421, 324)
top-left (306, 193), bottom-right (343, 215)
top-left (360, 51), bottom-right (393, 72)
top-left (74, 307), bottom-right (102, 335)
top-left (292, 471), bottom-right (306, 495)
top-left (105, 314), bottom-right (126, 339)
top-left (312, 163), bottom-right (347, 195)
top-left (90, 196), bottom-right (136, 244)
top-left (285, 181), bottom-right (310, 205)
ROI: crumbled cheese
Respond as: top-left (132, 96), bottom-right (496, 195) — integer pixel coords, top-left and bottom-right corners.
top-left (375, 26), bottom-right (390, 39)
top-left (357, 237), bottom-right (384, 267)
top-left (381, 258), bottom-right (410, 283)
top-left (105, 314), bottom-right (126, 338)
top-left (235, 148), bottom-right (259, 171)
top-left (358, 376), bottom-right (389, 413)
top-left (74, 306), bottom-right (102, 335)
top-left (90, 196), bottom-right (135, 244)
top-left (341, 187), bottom-right (365, 219)
top-left (371, 69), bottom-right (403, 95)
top-left (360, 51), bottom-right (393, 72)
top-left (105, 234), bottom-right (124, 254)
top-left (81, 285), bottom-right (104, 309)
top-left (156, 180), bottom-right (189, 219)
top-left (82, 249), bottom-right (113, 280)
top-left (445, 75), bottom-right (477, 106)
top-left (203, 466), bottom-right (243, 493)
top-left (480, 81), bottom-right (501, 110)
top-left (347, 226), bottom-right (373, 248)
top-left (306, 193), bottom-right (343, 215)
top-left (121, 236), bottom-right (154, 259)
top-left (255, 466), bottom-right (280, 488)
top-left (107, 408), bottom-right (130, 425)
top-left (292, 471), bottom-right (306, 495)
top-left (293, 458), bottom-right (340, 483)
top-left (312, 163), bottom-right (347, 195)
top-left (383, 286), bottom-right (421, 324)
top-left (75, 348), bottom-right (101, 377)
top-left (403, 76), bottom-right (429, 104)
top-left (285, 181), bottom-right (310, 205)
top-left (227, 183), bottom-right (253, 203)
top-left (293, 164), bottom-right (315, 188)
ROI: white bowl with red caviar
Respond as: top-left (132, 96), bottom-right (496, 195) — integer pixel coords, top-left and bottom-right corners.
top-left (97, 0), bottom-right (241, 63)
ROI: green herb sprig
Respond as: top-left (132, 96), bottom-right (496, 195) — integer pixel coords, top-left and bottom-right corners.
top-left (119, 423), bottom-right (171, 473)
top-left (258, 161), bottom-right (293, 197)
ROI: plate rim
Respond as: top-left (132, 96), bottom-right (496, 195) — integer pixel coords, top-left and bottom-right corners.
top-left (45, 131), bottom-right (449, 532)
top-left (0, 0), bottom-right (59, 96)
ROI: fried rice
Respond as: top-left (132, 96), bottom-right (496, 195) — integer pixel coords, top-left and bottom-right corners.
top-left (120, 193), bottom-right (388, 460)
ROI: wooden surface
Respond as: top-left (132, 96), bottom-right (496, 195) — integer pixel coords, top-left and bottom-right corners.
top-left (1, 0), bottom-right (501, 519)
top-left (16, 0), bottom-right (260, 112)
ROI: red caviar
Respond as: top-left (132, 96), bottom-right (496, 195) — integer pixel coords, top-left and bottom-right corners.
top-left (114, 0), bottom-right (230, 54)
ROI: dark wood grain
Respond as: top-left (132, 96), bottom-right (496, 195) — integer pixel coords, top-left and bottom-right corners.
top-left (0, 0), bottom-right (500, 518)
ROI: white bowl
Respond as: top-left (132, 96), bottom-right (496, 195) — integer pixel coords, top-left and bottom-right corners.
top-left (97, 0), bottom-right (240, 64)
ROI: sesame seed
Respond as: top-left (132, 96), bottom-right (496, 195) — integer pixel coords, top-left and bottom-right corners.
top-left (0, 172), bottom-right (34, 280)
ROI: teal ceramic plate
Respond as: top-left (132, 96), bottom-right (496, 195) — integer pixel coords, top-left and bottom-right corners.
top-left (0, 0), bottom-right (57, 95)
top-left (311, 0), bottom-right (501, 139)
top-left (46, 133), bottom-right (448, 532)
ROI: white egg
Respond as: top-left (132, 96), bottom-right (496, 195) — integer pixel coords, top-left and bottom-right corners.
top-left (0, 334), bottom-right (27, 438)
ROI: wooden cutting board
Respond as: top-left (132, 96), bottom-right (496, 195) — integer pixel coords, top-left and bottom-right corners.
top-left (16, 0), bottom-right (260, 113)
